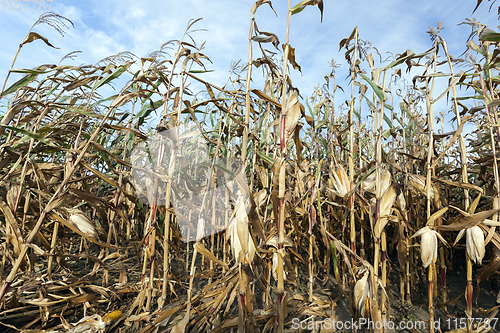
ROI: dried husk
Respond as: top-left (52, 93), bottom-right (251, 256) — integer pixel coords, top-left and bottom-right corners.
top-left (371, 186), bottom-right (397, 238)
top-left (227, 198), bottom-right (256, 265)
top-left (362, 169), bottom-right (391, 197)
top-left (330, 164), bottom-right (350, 198)
top-left (412, 226), bottom-right (446, 268)
top-left (67, 209), bottom-right (98, 240)
top-left (353, 272), bottom-right (370, 317)
top-left (466, 225), bottom-right (485, 265)
top-left (407, 173), bottom-right (440, 205)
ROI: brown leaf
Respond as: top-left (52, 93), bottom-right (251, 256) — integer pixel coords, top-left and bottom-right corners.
top-left (21, 32), bottom-right (59, 48)
top-left (283, 44), bottom-right (301, 72)
top-left (103, 124), bottom-right (148, 140)
top-left (339, 27), bottom-right (358, 51)
top-left (0, 199), bottom-right (22, 256)
top-left (433, 177), bottom-right (483, 194)
top-left (437, 209), bottom-right (500, 231)
top-left (252, 31), bottom-right (280, 49)
top-left (290, 0), bottom-right (324, 22)
top-left (171, 303), bottom-right (191, 333)
top-left (251, 89), bottom-right (281, 108)
top-left (64, 76), bottom-right (99, 91)
top-left (431, 115), bottom-right (471, 169)
top-left (250, 0), bottom-right (277, 19)
top-left (194, 242), bottom-right (229, 270)
top-left (110, 92), bottom-right (147, 109)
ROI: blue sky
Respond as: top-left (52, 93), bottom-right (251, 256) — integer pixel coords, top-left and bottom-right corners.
top-left (0, 0), bottom-right (499, 126)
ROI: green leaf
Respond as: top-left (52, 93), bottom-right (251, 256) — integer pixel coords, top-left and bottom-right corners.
top-left (382, 128), bottom-right (392, 139)
top-left (383, 114), bottom-right (394, 129)
top-left (1, 74), bottom-right (38, 97)
top-left (93, 62), bottom-right (132, 90)
top-left (385, 49), bottom-right (415, 70)
top-left (456, 95), bottom-right (483, 101)
top-left (468, 40), bottom-right (486, 56)
top-left (314, 119), bottom-right (328, 129)
top-left (479, 28), bottom-right (500, 42)
top-left (65, 106), bottom-right (102, 118)
top-left (198, 162), bottom-right (236, 177)
top-left (91, 95), bottom-right (119, 108)
top-left (256, 150), bottom-right (274, 165)
top-left (361, 94), bottom-right (376, 110)
top-left (359, 73), bottom-right (385, 101)
top-left (320, 137), bottom-right (328, 154)
top-left (47, 82), bottom-right (61, 97)
top-left (134, 99), bottom-right (164, 122)
top-left (1, 124), bottom-right (57, 147)
top-left (290, 0), bottom-right (323, 21)
top-left (330, 240), bottom-right (341, 285)
top-left (10, 69), bottom-right (49, 74)
top-left (305, 99), bottom-right (314, 118)
top-left (189, 69), bottom-right (215, 73)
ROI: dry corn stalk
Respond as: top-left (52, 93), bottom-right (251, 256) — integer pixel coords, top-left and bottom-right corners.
top-left (227, 192), bottom-right (255, 332)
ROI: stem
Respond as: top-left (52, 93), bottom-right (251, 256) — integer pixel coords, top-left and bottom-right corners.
top-left (349, 28), bottom-right (359, 258)
top-left (241, 17), bottom-right (254, 164)
top-left (426, 32), bottom-right (439, 333)
top-left (276, 1), bottom-right (292, 331)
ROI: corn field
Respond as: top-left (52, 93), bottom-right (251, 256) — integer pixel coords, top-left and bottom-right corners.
top-left (2, 1), bottom-right (500, 332)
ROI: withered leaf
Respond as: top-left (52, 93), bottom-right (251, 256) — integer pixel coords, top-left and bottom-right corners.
top-left (21, 32), bottom-right (59, 48)
top-left (437, 209), bottom-right (500, 231)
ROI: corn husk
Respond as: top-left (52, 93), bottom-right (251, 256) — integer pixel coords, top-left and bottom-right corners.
top-left (283, 88), bottom-right (302, 144)
top-left (227, 197), bottom-right (256, 265)
top-left (353, 272), bottom-right (370, 317)
top-left (66, 310), bottom-right (121, 333)
top-left (330, 164), bottom-right (350, 198)
top-left (66, 208), bottom-right (98, 240)
top-left (466, 225), bottom-right (485, 265)
top-left (396, 188), bottom-right (406, 211)
top-left (412, 226), bottom-right (447, 268)
top-left (272, 251), bottom-right (286, 281)
top-left (265, 235), bottom-right (293, 248)
top-left (420, 230), bottom-right (437, 268)
top-left (67, 314), bottom-right (105, 333)
top-left (407, 173), bottom-right (440, 205)
top-left (370, 186), bottom-right (397, 238)
top-left (362, 169), bottom-right (391, 197)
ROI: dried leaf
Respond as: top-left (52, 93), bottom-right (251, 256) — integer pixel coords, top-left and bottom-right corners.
top-left (21, 32), bottom-right (59, 48)
top-left (437, 209), bottom-right (500, 231)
